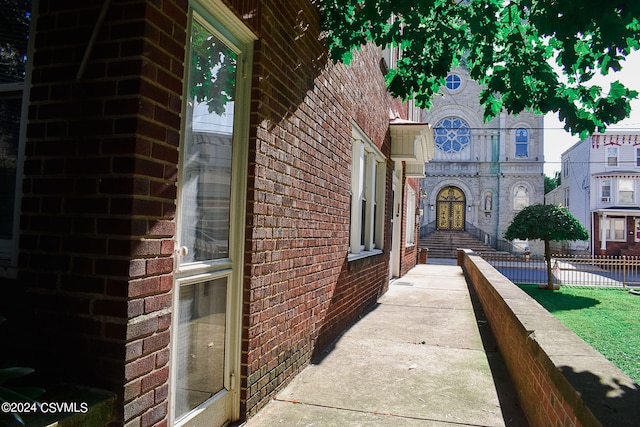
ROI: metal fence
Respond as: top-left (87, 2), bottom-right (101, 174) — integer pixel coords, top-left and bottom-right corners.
top-left (478, 252), bottom-right (640, 288)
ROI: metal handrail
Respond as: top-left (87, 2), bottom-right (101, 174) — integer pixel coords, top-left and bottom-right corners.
top-left (479, 252), bottom-right (640, 288)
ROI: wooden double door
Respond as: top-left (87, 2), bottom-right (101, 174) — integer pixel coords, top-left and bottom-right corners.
top-left (436, 186), bottom-right (466, 230)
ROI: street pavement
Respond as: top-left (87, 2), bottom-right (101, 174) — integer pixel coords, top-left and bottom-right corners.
top-left (240, 263), bottom-right (528, 426)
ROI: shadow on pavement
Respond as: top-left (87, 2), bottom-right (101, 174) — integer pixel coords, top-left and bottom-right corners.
top-left (468, 283), bottom-right (530, 427)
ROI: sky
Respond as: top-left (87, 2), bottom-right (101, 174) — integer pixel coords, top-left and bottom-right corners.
top-left (543, 50), bottom-right (640, 176)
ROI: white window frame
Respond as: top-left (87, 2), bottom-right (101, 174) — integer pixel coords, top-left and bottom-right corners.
top-left (619, 179), bottom-right (635, 204)
top-left (380, 16), bottom-right (399, 71)
top-left (405, 187), bottom-right (416, 247)
top-left (607, 147), bottom-right (619, 166)
top-left (563, 159), bottom-right (569, 177)
top-left (606, 217), bottom-right (626, 241)
top-left (636, 148), bottom-right (640, 167)
top-left (601, 179), bottom-right (611, 203)
top-left (564, 188), bottom-right (570, 207)
top-left (349, 125), bottom-right (386, 259)
top-left (0, 0), bottom-right (36, 276)
top-left (171, 3), bottom-right (255, 425)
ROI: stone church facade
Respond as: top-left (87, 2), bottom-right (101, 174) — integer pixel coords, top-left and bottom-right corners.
top-left (420, 67), bottom-right (545, 247)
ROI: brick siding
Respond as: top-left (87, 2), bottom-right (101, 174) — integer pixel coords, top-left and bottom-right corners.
top-left (593, 214), bottom-right (640, 256)
top-left (460, 249), bottom-right (640, 426)
top-left (239, 0), bottom-right (405, 416)
top-left (5, 0), bottom-right (411, 425)
top-left (17, 1), bottom-right (186, 426)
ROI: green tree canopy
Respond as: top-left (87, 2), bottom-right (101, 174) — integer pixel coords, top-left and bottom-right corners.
top-left (504, 204), bottom-right (588, 242)
top-left (504, 204), bottom-right (588, 289)
top-left (544, 174), bottom-right (558, 194)
top-left (322, 0), bottom-right (640, 137)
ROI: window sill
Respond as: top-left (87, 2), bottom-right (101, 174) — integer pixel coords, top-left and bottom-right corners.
top-left (348, 249), bottom-right (383, 262)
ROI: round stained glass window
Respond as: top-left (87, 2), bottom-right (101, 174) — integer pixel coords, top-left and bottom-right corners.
top-left (434, 117), bottom-right (471, 153)
top-left (445, 74), bottom-right (461, 90)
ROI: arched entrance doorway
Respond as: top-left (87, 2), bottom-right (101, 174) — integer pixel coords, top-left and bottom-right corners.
top-left (436, 186), bottom-right (466, 230)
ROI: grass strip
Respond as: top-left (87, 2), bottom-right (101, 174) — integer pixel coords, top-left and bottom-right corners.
top-left (519, 284), bottom-right (640, 385)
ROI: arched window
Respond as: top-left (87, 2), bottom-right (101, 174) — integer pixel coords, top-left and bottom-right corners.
top-left (434, 117), bottom-right (471, 153)
top-left (515, 128), bottom-right (528, 157)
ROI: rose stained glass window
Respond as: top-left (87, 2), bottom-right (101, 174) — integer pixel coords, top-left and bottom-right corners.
top-left (434, 117), bottom-right (471, 153)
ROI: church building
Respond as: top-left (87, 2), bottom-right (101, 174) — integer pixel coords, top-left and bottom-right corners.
top-left (420, 67), bottom-right (545, 247)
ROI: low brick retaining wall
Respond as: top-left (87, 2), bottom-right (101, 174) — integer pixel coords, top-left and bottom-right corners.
top-left (458, 249), bottom-right (640, 427)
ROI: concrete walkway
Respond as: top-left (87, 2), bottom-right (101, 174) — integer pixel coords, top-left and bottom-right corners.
top-left (241, 264), bottom-right (528, 426)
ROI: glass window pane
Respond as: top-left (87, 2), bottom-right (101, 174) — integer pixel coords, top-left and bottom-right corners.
top-left (607, 147), bottom-right (618, 166)
top-left (1, 0), bottom-right (30, 242)
top-left (180, 20), bottom-right (237, 263)
top-left (515, 128), bottom-right (528, 157)
top-left (435, 117), bottom-right (471, 153)
top-left (620, 192), bottom-right (633, 203)
top-left (602, 180), bottom-right (611, 198)
top-left (515, 143), bottom-right (528, 157)
top-left (175, 277), bottom-right (227, 420)
top-left (0, 1), bottom-right (30, 84)
top-left (607, 219), bottom-right (625, 240)
top-left (0, 91), bottom-right (21, 239)
top-left (445, 74), bottom-right (461, 90)
top-left (619, 179), bottom-right (633, 191)
top-left (613, 219), bottom-right (625, 240)
top-left (515, 128), bottom-right (528, 142)
top-left (619, 179), bottom-right (634, 203)
top-left (406, 188), bottom-right (415, 245)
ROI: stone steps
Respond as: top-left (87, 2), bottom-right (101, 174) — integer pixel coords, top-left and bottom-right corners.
top-left (420, 230), bottom-right (497, 258)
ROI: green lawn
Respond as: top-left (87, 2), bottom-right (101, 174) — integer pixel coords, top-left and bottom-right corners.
top-left (519, 284), bottom-right (640, 385)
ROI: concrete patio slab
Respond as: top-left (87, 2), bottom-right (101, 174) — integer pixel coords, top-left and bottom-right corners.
top-left (240, 264), bottom-right (528, 427)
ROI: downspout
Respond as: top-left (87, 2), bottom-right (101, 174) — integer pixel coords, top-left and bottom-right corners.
top-left (493, 114), bottom-right (505, 247)
top-left (591, 213), bottom-right (595, 257)
top-left (498, 113), bottom-right (506, 243)
top-left (75, 0), bottom-right (111, 82)
top-left (495, 163), bottom-right (500, 247)
top-left (489, 130), bottom-right (500, 249)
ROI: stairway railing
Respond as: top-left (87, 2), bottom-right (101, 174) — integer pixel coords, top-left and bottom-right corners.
top-left (421, 221), bottom-right (525, 256)
top-left (419, 221), bottom-right (437, 239)
top-left (463, 222), bottom-right (493, 248)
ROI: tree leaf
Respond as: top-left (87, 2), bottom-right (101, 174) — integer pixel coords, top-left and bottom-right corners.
top-left (322, 0), bottom-right (640, 135)
top-left (0, 368), bottom-right (34, 386)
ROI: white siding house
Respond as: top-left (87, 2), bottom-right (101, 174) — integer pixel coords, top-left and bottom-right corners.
top-left (557, 132), bottom-right (640, 255)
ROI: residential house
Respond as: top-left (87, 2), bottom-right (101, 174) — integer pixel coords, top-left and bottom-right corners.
top-left (556, 132), bottom-right (640, 255)
top-left (0, 1), bottom-right (432, 426)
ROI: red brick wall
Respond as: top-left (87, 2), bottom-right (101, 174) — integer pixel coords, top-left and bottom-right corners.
top-left (459, 249), bottom-right (640, 427)
top-left (593, 214), bottom-right (640, 256)
top-left (18, 1), bottom-right (186, 425)
top-left (239, 0), bottom-right (403, 416)
top-left (460, 251), bottom-right (583, 426)
top-left (11, 0), bottom-right (409, 425)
